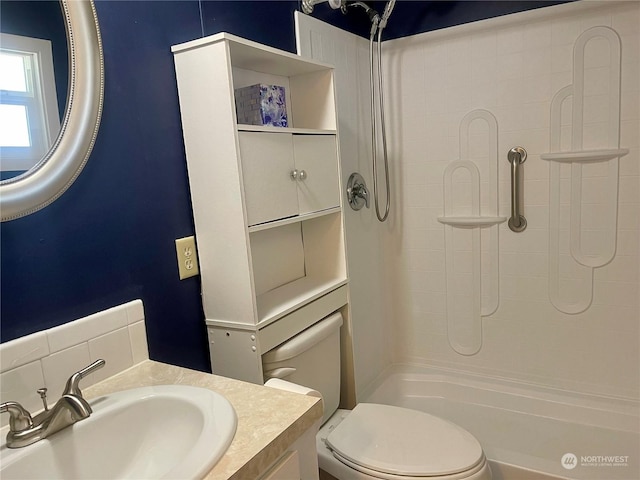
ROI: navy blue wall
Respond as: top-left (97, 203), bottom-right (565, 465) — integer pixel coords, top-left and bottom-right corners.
top-left (0, 0), bottom-right (297, 372)
top-left (1, 1), bottom-right (566, 373)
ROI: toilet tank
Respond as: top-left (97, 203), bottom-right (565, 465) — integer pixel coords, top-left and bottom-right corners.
top-left (262, 312), bottom-right (343, 425)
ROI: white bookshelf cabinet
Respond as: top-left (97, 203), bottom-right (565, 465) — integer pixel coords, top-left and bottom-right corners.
top-left (172, 33), bottom-right (349, 383)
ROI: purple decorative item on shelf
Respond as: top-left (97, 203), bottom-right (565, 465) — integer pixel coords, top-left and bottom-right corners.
top-left (234, 84), bottom-right (288, 127)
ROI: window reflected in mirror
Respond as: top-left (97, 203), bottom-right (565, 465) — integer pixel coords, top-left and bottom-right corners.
top-left (0, 34), bottom-right (61, 178)
top-left (0, 0), bottom-right (67, 181)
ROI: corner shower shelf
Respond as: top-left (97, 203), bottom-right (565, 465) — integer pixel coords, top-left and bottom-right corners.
top-left (541, 149), bottom-right (629, 163)
top-left (437, 216), bottom-right (506, 227)
top-left (546, 26), bottom-right (625, 315)
top-left (440, 109), bottom-right (501, 356)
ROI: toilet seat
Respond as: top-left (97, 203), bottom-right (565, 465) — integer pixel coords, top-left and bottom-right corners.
top-left (331, 451), bottom-right (489, 480)
top-left (325, 403), bottom-right (485, 479)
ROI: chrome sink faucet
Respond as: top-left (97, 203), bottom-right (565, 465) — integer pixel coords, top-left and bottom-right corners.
top-left (0, 359), bottom-right (105, 448)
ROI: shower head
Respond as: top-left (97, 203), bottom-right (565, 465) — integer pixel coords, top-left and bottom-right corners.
top-left (378, 0), bottom-right (396, 31)
top-left (344, 1), bottom-right (394, 37)
top-left (301, 0), bottom-right (343, 15)
top-left (345, 2), bottom-right (380, 37)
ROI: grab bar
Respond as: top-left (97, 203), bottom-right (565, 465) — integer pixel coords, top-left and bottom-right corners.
top-left (507, 147), bottom-right (527, 232)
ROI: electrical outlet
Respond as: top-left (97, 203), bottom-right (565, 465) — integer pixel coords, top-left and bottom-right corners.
top-left (175, 236), bottom-right (199, 280)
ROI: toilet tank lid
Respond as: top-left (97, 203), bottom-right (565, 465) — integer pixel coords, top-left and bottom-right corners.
top-left (262, 312), bottom-right (343, 363)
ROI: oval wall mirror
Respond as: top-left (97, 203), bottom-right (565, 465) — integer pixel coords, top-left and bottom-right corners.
top-left (0, 0), bottom-right (104, 222)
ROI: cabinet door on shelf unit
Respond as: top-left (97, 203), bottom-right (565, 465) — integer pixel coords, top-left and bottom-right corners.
top-left (292, 135), bottom-right (340, 216)
top-left (239, 132), bottom-right (299, 226)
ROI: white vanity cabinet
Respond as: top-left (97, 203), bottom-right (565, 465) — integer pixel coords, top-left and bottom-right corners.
top-left (172, 33), bottom-right (349, 385)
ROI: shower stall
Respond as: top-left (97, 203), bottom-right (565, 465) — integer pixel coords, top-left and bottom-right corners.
top-left (297, 1), bottom-right (639, 478)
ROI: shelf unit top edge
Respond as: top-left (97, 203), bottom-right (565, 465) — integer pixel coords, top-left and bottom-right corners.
top-left (171, 32), bottom-right (334, 70)
top-left (237, 125), bottom-right (337, 135)
top-left (204, 319), bottom-right (257, 330)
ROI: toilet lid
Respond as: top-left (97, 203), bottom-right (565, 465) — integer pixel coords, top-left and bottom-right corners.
top-left (325, 403), bottom-right (484, 477)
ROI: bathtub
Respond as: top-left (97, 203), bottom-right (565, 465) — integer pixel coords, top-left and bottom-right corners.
top-left (361, 364), bottom-right (639, 480)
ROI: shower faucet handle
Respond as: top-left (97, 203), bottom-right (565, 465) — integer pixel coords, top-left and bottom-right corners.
top-left (347, 172), bottom-right (370, 211)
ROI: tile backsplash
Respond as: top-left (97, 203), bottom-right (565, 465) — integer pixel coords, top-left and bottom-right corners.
top-left (0, 300), bottom-right (148, 426)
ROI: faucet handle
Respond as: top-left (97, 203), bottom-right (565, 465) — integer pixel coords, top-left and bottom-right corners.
top-left (37, 387), bottom-right (49, 411)
top-left (62, 359), bottom-right (106, 397)
top-left (0, 401), bottom-right (33, 432)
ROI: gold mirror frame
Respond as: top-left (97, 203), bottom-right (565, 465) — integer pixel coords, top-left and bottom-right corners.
top-left (0, 0), bottom-right (104, 221)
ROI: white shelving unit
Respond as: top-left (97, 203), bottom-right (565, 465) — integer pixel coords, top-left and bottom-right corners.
top-left (172, 33), bottom-right (349, 383)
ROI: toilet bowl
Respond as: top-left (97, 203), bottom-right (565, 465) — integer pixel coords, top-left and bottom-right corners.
top-left (263, 313), bottom-right (492, 480)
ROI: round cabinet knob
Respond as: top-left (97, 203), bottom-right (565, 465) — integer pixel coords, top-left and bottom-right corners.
top-left (290, 169), bottom-right (299, 180)
top-left (299, 170), bottom-right (307, 180)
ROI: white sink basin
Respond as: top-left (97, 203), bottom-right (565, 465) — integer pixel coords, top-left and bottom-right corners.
top-left (0, 385), bottom-right (237, 479)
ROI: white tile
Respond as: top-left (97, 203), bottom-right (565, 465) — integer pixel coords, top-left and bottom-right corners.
top-left (616, 230), bottom-right (639, 256)
top-left (551, 44), bottom-right (573, 73)
top-left (583, 66), bottom-right (611, 97)
top-left (445, 37), bottom-right (470, 65)
top-left (41, 343), bottom-right (91, 400)
top-left (618, 175), bottom-right (640, 204)
top-left (0, 361), bottom-right (45, 427)
top-left (471, 55), bottom-right (497, 84)
top-left (618, 204), bottom-right (640, 231)
top-left (523, 22), bottom-right (552, 51)
top-left (612, 7), bottom-right (640, 35)
top-left (126, 299), bottom-right (145, 325)
top-left (423, 42), bottom-right (447, 67)
top-left (621, 60), bottom-right (639, 93)
top-left (523, 46), bottom-right (552, 77)
top-left (471, 32), bottom-right (496, 59)
top-left (0, 331), bottom-right (49, 374)
top-left (551, 17), bottom-right (582, 46)
top-left (583, 94), bottom-right (611, 125)
top-left (580, 12), bottom-right (612, 31)
top-left (620, 120), bottom-right (640, 148)
top-left (88, 328), bottom-right (133, 384)
top-left (496, 26), bottom-right (523, 55)
top-left (621, 34), bottom-right (639, 66)
top-left (598, 255), bottom-right (639, 283)
top-left (47, 304), bottom-right (128, 353)
top-left (551, 71), bottom-right (573, 93)
top-left (496, 78), bottom-right (522, 107)
top-left (496, 52), bottom-right (524, 81)
top-left (521, 75), bottom-right (551, 104)
top-left (520, 102), bottom-right (550, 130)
top-left (583, 35), bottom-right (613, 69)
top-left (620, 89), bottom-right (639, 121)
top-left (445, 61), bottom-right (471, 90)
top-left (129, 321), bottom-right (149, 365)
top-left (446, 85), bottom-right (472, 113)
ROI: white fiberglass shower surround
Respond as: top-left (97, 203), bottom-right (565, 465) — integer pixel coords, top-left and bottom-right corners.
top-left (296, 1), bottom-right (639, 479)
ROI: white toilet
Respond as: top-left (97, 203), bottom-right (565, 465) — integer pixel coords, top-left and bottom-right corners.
top-left (262, 312), bottom-right (492, 480)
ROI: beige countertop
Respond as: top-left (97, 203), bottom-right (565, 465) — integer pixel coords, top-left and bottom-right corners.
top-left (83, 360), bottom-right (322, 479)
